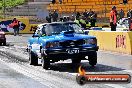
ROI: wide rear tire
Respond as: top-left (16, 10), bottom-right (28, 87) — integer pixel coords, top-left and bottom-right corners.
top-left (29, 51), bottom-right (38, 66)
top-left (88, 51), bottom-right (97, 67)
top-left (42, 55), bottom-right (50, 69)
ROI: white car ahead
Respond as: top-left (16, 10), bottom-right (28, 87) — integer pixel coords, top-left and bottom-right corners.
top-left (116, 18), bottom-right (129, 31)
top-left (117, 18), bottom-right (129, 28)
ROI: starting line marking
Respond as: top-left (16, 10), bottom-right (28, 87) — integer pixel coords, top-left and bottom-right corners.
top-left (105, 84), bottom-right (126, 88)
top-left (123, 70), bottom-right (132, 74)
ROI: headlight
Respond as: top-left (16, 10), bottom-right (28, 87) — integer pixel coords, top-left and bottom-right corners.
top-left (46, 42), bottom-right (60, 48)
top-left (84, 38), bottom-right (97, 44)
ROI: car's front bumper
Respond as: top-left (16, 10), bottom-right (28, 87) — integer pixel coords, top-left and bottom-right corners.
top-left (43, 46), bottom-right (99, 59)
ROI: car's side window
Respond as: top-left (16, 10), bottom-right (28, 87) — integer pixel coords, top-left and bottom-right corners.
top-left (122, 19), bottom-right (128, 24)
top-left (125, 19), bottom-right (128, 24)
top-left (35, 29), bottom-right (38, 35)
top-left (35, 26), bottom-right (42, 35)
top-left (42, 25), bottom-right (46, 36)
top-left (45, 25), bottom-right (51, 36)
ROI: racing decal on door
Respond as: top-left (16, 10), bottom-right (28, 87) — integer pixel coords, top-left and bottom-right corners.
top-left (116, 35), bottom-right (126, 49)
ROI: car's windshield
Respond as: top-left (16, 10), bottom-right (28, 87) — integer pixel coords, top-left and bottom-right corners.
top-left (44, 23), bottom-right (83, 36)
top-left (122, 19), bottom-right (128, 24)
top-left (64, 23), bottom-right (84, 34)
top-left (118, 18), bottom-right (128, 24)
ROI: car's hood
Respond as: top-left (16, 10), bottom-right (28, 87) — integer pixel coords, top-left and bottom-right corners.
top-left (41, 33), bottom-right (96, 42)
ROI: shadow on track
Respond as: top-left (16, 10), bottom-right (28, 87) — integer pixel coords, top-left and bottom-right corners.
top-left (48, 61), bottom-right (125, 73)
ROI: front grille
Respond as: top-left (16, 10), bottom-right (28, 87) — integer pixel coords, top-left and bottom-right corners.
top-left (60, 39), bottom-right (84, 48)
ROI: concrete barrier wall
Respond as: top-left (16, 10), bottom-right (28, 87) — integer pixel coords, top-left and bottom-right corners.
top-left (88, 31), bottom-right (132, 55)
top-left (96, 23), bottom-right (109, 27)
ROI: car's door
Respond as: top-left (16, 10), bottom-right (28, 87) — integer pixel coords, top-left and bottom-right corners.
top-left (30, 25), bottom-right (44, 51)
top-left (37, 25), bottom-right (46, 46)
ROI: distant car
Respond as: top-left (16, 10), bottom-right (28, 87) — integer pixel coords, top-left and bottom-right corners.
top-left (0, 29), bottom-right (6, 45)
top-left (27, 22), bottom-right (99, 69)
top-left (117, 18), bottom-right (129, 28)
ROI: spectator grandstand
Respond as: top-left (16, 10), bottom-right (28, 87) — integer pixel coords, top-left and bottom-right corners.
top-left (47, 0), bottom-right (132, 19)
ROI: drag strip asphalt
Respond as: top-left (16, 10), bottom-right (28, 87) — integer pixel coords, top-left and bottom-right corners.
top-left (0, 34), bottom-right (131, 88)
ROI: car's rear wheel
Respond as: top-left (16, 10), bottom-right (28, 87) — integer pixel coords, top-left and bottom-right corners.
top-left (29, 51), bottom-right (38, 65)
top-left (88, 51), bottom-right (97, 66)
top-left (42, 55), bottom-right (50, 69)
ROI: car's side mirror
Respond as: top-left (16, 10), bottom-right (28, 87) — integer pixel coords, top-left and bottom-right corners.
top-left (32, 34), bottom-right (39, 37)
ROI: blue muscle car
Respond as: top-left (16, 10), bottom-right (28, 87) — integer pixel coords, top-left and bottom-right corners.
top-left (27, 22), bottom-right (99, 69)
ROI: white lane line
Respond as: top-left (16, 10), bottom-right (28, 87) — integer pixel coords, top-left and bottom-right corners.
top-left (0, 59), bottom-right (56, 88)
top-left (69, 73), bottom-right (77, 76)
top-left (13, 45), bottom-right (27, 48)
top-left (105, 84), bottom-right (126, 88)
top-left (123, 70), bottom-right (132, 74)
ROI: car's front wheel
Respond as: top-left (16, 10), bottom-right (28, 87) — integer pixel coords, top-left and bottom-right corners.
top-left (88, 51), bottom-right (97, 66)
top-left (42, 55), bottom-right (50, 69)
top-left (29, 51), bottom-right (38, 65)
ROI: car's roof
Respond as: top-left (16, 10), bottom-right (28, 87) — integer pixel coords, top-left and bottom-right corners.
top-left (63, 21), bottom-right (76, 24)
top-left (37, 21), bottom-right (76, 27)
top-left (121, 18), bottom-right (128, 20)
top-left (37, 23), bottom-right (49, 27)
top-left (50, 21), bottom-right (76, 24)
top-left (118, 18), bottom-right (128, 22)
top-left (51, 22), bottom-right (63, 24)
